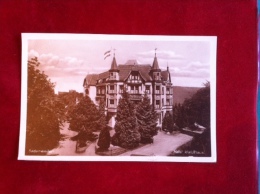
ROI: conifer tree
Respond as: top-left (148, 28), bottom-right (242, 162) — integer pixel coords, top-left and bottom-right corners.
top-left (162, 111), bottom-right (174, 133)
top-left (136, 93), bottom-right (158, 143)
top-left (111, 91), bottom-right (141, 149)
top-left (97, 126), bottom-right (111, 151)
top-left (97, 98), bottom-right (107, 130)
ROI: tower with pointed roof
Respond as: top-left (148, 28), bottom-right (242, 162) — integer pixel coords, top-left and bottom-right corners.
top-left (106, 52), bottom-right (120, 121)
top-left (149, 49), bottom-right (164, 124)
top-left (109, 53), bottom-right (119, 81)
top-left (150, 49), bottom-right (162, 81)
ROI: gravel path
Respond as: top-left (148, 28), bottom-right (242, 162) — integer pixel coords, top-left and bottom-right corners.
top-left (120, 131), bottom-right (193, 156)
top-left (48, 123), bottom-right (193, 157)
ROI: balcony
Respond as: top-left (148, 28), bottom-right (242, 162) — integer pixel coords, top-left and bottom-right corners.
top-left (155, 105), bottom-right (160, 109)
top-left (129, 94), bottom-right (142, 100)
top-left (95, 96), bottom-right (105, 101)
top-left (155, 90), bottom-right (160, 95)
top-left (129, 90), bottom-right (141, 94)
top-left (107, 90), bottom-right (117, 94)
top-left (108, 104), bottom-right (117, 108)
top-left (164, 105), bottom-right (172, 110)
top-left (166, 95), bottom-right (172, 100)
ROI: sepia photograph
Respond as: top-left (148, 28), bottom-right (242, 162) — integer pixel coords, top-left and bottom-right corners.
top-left (19, 33), bottom-right (216, 162)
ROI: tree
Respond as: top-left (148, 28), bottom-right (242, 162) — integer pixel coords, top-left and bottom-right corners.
top-left (172, 82), bottom-right (211, 156)
top-left (172, 82), bottom-right (210, 129)
top-left (58, 90), bottom-right (83, 120)
top-left (26, 57), bottom-right (64, 154)
top-left (136, 93), bottom-right (158, 143)
top-left (97, 126), bottom-right (111, 151)
top-left (173, 103), bottom-right (187, 128)
top-left (183, 81), bottom-right (210, 128)
top-left (97, 98), bottom-right (107, 130)
top-left (68, 95), bottom-right (100, 133)
top-left (162, 111), bottom-right (174, 133)
top-left (111, 91), bottom-right (141, 149)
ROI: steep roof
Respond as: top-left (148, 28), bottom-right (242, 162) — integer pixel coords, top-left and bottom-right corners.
top-left (151, 56), bottom-right (160, 70)
top-left (161, 70), bottom-right (170, 82)
top-left (84, 59), bottom-right (171, 85)
top-left (117, 64), bottom-right (152, 81)
top-left (84, 71), bottom-right (110, 86)
top-left (83, 74), bottom-right (99, 86)
top-left (110, 57), bottom-right (118, 71)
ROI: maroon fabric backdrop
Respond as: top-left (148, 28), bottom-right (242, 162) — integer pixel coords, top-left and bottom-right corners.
top-left (0, 0), bottom-right (257, 193)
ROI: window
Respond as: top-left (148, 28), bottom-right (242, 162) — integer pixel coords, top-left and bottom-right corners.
top-left (119, 85), bottom-right (124, 93)
top-left (145, 85), bottom-right (150, 94)
top-left (132, 72), bottom-right (138, 80)
top-left (162, 98), bottom-right (164, 106)
top-left (130, 86), bottom-right (139, 94)
top-left (155, 100), bottom-right (160, 108)
top-left (110, 85), bottom-right (114, 90)
top-left (166, 99), bottom-right (170, 105)
top-left (156, 86), bottom-right (160, 94)
top-left (166, 87), bottom-right (170, 94)
top-left (110, 99), bottom-right (114, 104)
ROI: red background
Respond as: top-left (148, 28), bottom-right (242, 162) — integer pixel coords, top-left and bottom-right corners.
top-left (0, 0), bottom-right (258, 193)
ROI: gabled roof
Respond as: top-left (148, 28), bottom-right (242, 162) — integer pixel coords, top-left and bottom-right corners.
top-left (124, 59), bottom-right (140, 65)
top-left (83, 74), bottom-right (99, 86)
top-left (118, 64), bottom-right (152, 81)
top-left (97, 71), bottom-right (109, 80)
top-left (84, 71), bottom-right (110, 85)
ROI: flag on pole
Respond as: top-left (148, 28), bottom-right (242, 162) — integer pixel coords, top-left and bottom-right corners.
top-left (104, 50), bottom-right (110, 55)
top-left (104, 54), bottom-right (110, 60)
top-left (104, 50), bottom-right (111, 60)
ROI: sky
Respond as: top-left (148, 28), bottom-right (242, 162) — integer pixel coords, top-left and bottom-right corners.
top-left (26, 34), bottom-right (216, 93)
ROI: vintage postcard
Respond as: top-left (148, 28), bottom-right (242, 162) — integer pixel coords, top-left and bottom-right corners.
top-left (19, 33), bottom-right (217, 162)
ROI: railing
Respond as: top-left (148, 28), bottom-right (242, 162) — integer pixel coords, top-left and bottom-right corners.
top-left (155, 90), bottom-right (160, 94)
top-left (107, 90), bottom-right (117, 94)
top-left (110, 76), bottom-right (117, 80)
top-left (129, 90), bottom-right (140, 94)
top-left (129, 94), bottom-right (142, 100)
top-left (108, 104), bottom-right (117, 108)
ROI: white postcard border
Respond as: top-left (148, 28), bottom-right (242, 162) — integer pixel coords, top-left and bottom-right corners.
top-left (19, 33), bottom-right (217, 162)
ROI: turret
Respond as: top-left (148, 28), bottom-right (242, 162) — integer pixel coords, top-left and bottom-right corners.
top-left (150, 49), bottom-right (161, 81)
top-left (109, 53), bottom-right (119, 81)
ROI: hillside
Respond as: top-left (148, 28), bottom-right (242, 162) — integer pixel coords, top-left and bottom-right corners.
top-left (173, 86), bottom-right (201, 104)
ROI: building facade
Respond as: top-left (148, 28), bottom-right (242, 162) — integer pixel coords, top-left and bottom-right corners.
top-left (83, 52), bottom-right (173, 126)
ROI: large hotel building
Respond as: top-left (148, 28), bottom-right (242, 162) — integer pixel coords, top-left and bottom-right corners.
top-left (83, 52), bottom-right (173, 127)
